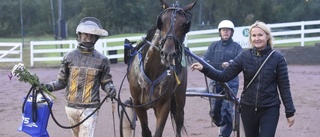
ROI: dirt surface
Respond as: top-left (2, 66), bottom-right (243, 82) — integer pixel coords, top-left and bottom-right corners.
top-left (1, 63), bottom-right (319, 137)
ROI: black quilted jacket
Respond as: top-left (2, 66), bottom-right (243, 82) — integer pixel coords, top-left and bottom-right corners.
top-left (201, 45), bottom-right (296, 117)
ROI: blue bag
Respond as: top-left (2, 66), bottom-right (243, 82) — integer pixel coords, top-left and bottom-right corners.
top-left (18, 94), bottom-right (53, 137)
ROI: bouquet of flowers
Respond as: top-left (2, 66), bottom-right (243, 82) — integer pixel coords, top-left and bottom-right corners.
top-left (8, 63), bottom-right (56, 99)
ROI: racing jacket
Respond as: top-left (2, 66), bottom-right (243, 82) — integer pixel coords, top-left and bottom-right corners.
top-left (201, 45), bottom-right (296, 117)
top-left (48, 47), bottom-right (113, 108)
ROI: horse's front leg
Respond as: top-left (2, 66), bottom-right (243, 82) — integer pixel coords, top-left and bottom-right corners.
top-left (134, 107), bottom-right (152, 137)
top-left (153, 98), bottom-right (171, 137)
top-left (173, 88), bottom-right (186, 137)
top-left (174, 70), bottom-right (188, 137)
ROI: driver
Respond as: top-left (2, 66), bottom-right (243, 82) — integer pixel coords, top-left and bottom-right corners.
top-left (203, 20), bottom-right (243, 137)
top-left (44, 17), bottom-right (116, 137)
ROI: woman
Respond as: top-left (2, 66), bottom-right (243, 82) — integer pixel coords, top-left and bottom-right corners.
top-left (190, 21), bottom-right (295, 137)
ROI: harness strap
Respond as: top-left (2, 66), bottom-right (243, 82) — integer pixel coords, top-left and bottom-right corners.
top-left (139, 60), bottom-right (168, 98)
top-left (128, 41), bottom-right (180, 99)
top-left (126, 44), bottom-right (146, 72)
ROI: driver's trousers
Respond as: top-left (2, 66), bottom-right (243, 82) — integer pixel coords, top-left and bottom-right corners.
top-left (65, 106), bottom-right (99, 137)
top-left (209, 80), bottom-right (239, 137)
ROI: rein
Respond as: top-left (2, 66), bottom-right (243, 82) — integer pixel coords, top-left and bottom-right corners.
top-left (24, 86), bottom-right (112, 129)
top-left (143, 37), bottom-right (160, 51)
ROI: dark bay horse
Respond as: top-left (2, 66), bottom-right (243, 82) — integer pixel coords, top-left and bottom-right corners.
top-left (126, 0), bottom-right (197, 137)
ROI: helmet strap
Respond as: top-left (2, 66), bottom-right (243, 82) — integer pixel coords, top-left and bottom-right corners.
top-left (78, 42), bottom-right (95, 53)
top-left (76, 33), bottom-right (100, 53)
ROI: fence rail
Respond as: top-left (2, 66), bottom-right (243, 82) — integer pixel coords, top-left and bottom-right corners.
top-left (29, 40), bottom-right (77, 66)
top-left (0, 20), bottom-right (319, 67)
top-left (0, 43), bottom-right (22, 62)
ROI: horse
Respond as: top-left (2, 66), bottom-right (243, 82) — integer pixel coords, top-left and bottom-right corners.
top-left (126, 0), bottom-right (197, 137)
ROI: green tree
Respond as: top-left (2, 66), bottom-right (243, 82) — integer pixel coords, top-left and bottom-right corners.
top-left (0, 0), bottom-right (319, 37)
top-left (0, 1), bottom-right (21, 37)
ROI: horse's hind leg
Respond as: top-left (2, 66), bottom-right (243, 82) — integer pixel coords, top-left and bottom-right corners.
top-left (135, 108), bottom-right (152, 137)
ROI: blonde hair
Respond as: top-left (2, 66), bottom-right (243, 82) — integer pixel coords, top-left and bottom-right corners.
top-left (249, 21), bottom-right (273, 48)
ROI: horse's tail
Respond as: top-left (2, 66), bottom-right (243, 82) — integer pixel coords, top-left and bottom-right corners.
top-left (170, 95), bottom-right (187, 135)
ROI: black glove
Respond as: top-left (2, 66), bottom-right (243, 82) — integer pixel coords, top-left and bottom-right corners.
top-left (41, 83), bottom-right (53, 92)
top-left (105, 83), bottom-right (117, 98)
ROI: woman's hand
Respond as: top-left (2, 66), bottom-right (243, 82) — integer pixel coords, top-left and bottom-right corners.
top-left (190, 63), bottom-right (203, 71)
top-left (287, 116), bottom-right (295, 127)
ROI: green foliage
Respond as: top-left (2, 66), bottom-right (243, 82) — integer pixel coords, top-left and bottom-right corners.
top-left (0, 0), bottom-right (319, 37)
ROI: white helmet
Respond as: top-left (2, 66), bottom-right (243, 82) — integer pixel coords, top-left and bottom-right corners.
top-left (76, 17), bottom-right (108, 36)
top-left (218, 20), bottom-right (235, 30)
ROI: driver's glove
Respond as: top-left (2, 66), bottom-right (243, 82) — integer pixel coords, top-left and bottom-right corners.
top-left (41, 83), bottom-right (53, 92)
top-left (105, 83), bottom-right (117, 98)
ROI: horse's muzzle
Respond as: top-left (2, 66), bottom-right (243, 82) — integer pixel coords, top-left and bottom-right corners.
top-left (160, 50), bottom-right (177, 66)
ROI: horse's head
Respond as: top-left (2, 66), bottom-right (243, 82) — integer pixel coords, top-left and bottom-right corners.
top-left (156, 0), bottom-right (197, 67)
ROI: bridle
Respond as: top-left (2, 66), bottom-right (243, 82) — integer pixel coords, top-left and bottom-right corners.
top-left (157, 7), bottom-right (191, 49)
top-left (156, 6), bottom-right (191, 68)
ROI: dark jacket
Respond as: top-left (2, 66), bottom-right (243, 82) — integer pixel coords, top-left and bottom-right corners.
top-left (202, 38), bottom-right (243, 85)
top-left (203, 38), bottom-right (243, 70)
top-left (201, 45), bottom-right (296, 117)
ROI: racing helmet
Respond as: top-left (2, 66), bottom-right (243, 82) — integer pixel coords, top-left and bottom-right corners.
top-left (76, 17), bottom-right (108, 36)
top-left (218, 20), bottom-right (235, 31)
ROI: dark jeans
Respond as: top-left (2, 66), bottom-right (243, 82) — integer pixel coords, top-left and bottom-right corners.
top-left (209, 81), bottom-right (238, 137)
top-left (241, 104), bottom-right (280, 137)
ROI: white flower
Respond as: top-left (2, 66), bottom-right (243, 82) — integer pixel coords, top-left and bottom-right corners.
top-left (11, 63), bottom-right (26, 76)
top-left (9, 63), bottom-right (56, 99)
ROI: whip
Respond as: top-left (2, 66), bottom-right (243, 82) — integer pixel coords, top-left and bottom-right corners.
top-left (111, 99), bottom-right (116, 137)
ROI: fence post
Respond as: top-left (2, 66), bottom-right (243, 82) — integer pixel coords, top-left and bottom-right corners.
top-left (30, 41), bottom-right (34, 67)
top-left (184, 34), bottom-right (188, 47)
top-left (301, 21), bottom-right (305, 47)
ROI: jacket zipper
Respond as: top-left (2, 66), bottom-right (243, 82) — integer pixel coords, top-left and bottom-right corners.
top-left (255, 73), bottom-right (260, 112)
top-left (255, 52), bottom-right (262, 112)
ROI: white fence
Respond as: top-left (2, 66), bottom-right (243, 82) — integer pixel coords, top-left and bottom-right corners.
top-left (0, 42), bottom-right (22, 62)
top-left (1, 20), bottom-right (319, 67)
top-left (186, 20), bottom-right (320, 51)
top-left (30, 40), bottom-right (77, 66)
top-left (29, 36), bottom-right (143, 66)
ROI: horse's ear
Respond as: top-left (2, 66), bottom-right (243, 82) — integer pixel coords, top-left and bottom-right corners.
top-left (182, 0), bottom-right (197, 33)
top-left (157, 0), bottom-right (170, 30)
top-left (182, 0), bottom-right (197, 11)
top-left (160, 0), bottom-right (170, 9)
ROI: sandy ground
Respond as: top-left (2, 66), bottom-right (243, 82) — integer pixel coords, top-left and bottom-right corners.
top-left (1, 63), bottom-right (319, 137)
